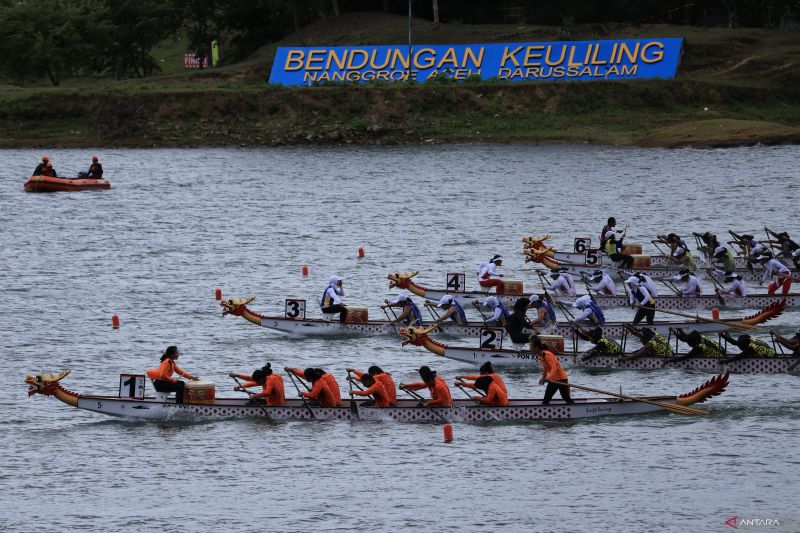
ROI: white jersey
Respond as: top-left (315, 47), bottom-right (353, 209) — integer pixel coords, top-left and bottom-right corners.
top-left (763, 258), bottom-right (790, 282)
top-left (549, 274), bottom-right (576, 296)
top-left (670, 274), bottom-right (702, 296)
top-left (721, 279), bottom-right (747, 297)
top-left (478, 262), bottom-right (500, 280)
top-left (589, 273), bottom-right (616, 296)
top-left (640, 275), bottom-right (658, 297)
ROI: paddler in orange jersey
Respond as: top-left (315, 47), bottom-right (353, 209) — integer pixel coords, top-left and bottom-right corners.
top-left (346, 365), bottom-right (397, 405)
top-left (462, 375), bottom-right (508, 406)
top-left (455, 361), bottom-right (507, 395)
top-left (286, 367), bottom-right (342, 406)
top-left (229, 363), bottom-right (285, 406)
top-left (400, 365), bottom-right (453, 407)
top-left (146, 345), bottom-right (199, 405)
top-left (348, 373), bottom-right (390, 407)
top-left (530, 335), bottom-right (575, 405)
top-left (291, 368), bottom-right (338, 407)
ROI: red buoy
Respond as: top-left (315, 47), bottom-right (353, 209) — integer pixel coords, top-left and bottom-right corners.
top-left (112, 314), bottom-right (120, 328)
top-left (302, 265), bottom-right (309, 276)
top-left (215, 288), bottom-right (222, 300)
top-left (711, 307), bottom-right (720, 320)
top-left (358, 247), bottom-right (365, 258)
top-left (443, 423), bottom-right (453, 443)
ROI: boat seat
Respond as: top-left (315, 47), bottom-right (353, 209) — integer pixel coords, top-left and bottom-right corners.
top-left (321, 312), bottom-right (338, 321)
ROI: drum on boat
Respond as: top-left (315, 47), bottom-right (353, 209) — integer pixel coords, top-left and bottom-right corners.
top-left (184, 380), bottom-right (215, 405)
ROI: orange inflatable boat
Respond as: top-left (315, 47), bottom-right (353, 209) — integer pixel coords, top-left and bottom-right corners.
top-left (24, 175), bottom-right (111, 192)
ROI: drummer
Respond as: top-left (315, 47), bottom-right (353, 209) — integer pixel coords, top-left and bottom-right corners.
top-left (382, 294), bottom-right (422, 326)
top-left (320, 275), bottom-right (348, 323)
top-left (145, 346), bottom-right (199, 404)
top-left (229, 362), bottom-right (285, 406)
top-left (286, 367), bottom-right (342, 406)
top-left (477, 255), bottom-right (504, 292)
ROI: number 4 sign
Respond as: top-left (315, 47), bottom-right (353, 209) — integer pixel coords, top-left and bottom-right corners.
top-left (446, 273), bottom-right (466, 292)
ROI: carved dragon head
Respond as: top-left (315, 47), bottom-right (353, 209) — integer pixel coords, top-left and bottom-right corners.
top-left (522, 245), bottom-right (557, 263)
top-left (399, 324), bottom-right (437, 347)
top-left (26, 370), bottom-right (71, 397)
top-left (220, 296), bottom-right (256, 317)
top-left (521, 234), bottom-right (551, 249)
top-left (387, 271), bottom-right (420, 289)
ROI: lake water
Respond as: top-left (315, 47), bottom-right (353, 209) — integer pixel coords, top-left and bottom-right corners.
top-left (1, 145), bottom-right (799, 532)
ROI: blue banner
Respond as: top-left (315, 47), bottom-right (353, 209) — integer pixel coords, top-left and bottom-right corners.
top-left (268, 38), bottom-right (683, 86)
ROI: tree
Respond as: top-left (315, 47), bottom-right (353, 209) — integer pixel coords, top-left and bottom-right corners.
top-left (104, 0), bottom-right (177, 79)
top-left (0, 0), bottom-right (112, 86)
top-left (171, 0), bottom-right (226, 68)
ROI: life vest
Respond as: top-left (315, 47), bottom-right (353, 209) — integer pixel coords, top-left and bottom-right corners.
top-left (748, 339), bottom-right (776, 358)
top-left (587, 301), bottom-right (605, 326)
top-left (604, 239), bottom-right (618, 256)
top-left (405, 300), bottom-right (423, 326)
top-left (596, 338), bottom-right (623, 356)
top-left (448, 301), bottom-right (467, 324)
top-left (542, 301), bottom-right (556, 324)
top-left (648, 333), bottom-right (674, 357)
top-left (497, 301), bottom-right (510, 320)
top-left (632, 287), bottom-right (654, 306)
top-left (697, 336), bottom-right (725, 358)
top-left (320, 286), bottom-right (338, 308)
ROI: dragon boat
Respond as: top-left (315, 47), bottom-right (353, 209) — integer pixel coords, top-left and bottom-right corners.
top-left (387, 271), bottom-right (800, 310)
top-left (25, 370), bottom-right (729, 422)
top-left (523, 235), bottom-right (799, 284)
top-left (220, 296), bottom-right (783, 339)
top-left (24, 175), bottom-right (111, 192)
top-left (399, 326), bottom-right (799, 374)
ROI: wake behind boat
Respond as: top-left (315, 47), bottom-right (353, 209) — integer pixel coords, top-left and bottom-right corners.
top-left (25, 370), bottom-right (729, 422)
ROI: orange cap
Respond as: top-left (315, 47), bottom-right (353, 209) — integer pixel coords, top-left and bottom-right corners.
top-left (42, 155), bottom-right (49, 162)
top-left (92, 155), bottom-right (98, 161)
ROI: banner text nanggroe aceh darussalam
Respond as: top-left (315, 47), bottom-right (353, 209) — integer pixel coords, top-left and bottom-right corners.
top-left (268, 38), bottom-right (683, 85)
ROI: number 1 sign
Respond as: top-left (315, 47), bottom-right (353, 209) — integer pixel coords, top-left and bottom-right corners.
top-left (119, 374), bottom-right (146, 399)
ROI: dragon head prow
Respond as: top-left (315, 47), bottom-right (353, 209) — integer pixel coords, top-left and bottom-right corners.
top-left (220, 296), bottom-right (256, 316)
top-left (399, 324), bottom-right (437, 346)
top-left (26, 370), bottom-right (71, 397)
top-left (522, 234), bottom-right (551, 247)
top-left (387, 270), bottom-right (420, 289)
top-left (676, 372), bottom-right (729, 406)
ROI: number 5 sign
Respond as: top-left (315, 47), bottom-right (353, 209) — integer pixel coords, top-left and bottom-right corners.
top-left (285, 299), bottom-right (306, 319)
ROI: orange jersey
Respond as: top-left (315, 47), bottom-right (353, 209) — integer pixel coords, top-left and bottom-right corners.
top-left (540, 350), bottom-right (568, 382)
top-left (476, 382), bottom-right (508, 406)
top-left (353, 370), bottom-right (397, 406)
top-left (462, 373), bottom-right (507, 394)
top-left (289, 368), bottom-right (342, 407)
top-left (406, 376), bottom-right (452, 407)
top-left (302, 379), bottom-right (337, 408)
top-left (256, 374), bottom-right (285, 406)
top-left (146, 359), bottom-right (192, 382)
top-left (351, 381), bottom-right (390, 407)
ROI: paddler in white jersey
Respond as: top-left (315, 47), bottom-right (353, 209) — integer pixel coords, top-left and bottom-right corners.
top-left (625, 276), bottom-right (655, 325)
top-left (635, 272), bottom-right (658, 297)
top-left (717, 271), bottom-right (747, 297)
top-left (668, 269), bottom-right (702, 297)
top-left (757, 255), bottom-right (793, 295)
top-left (546, 268), bottom-right (576, 297)
top-left (584, 270), bottom-right (616, 296)
top-left (473, 295), bottom-right (510, 326)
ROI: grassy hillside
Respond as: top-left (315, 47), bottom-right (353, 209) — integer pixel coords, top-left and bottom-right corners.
top-left (1, 13), bottom-right (799, 148)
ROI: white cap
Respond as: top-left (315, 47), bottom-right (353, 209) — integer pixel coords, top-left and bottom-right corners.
top-left (572, 295), bottom-right (592, 308)
top-left (625, 276), bottom-right (640, 285)
top-left (529, 295), bottom-right (540, 303)
top-left (388, 294), bottom-right (408, 305)
top-left (436, 294), bottom-right (454, 307)
top-left (328, 275), bottom-right (342, 286)
top-left (755, 255), bottom-right (771, 261)
top-left (484, 296), bottom-right (499, 308)
top-left (490, 255), bottom-right (503, 263)
top-left (714, 245), bottom-right (726, 255)
top-left (794, 249), bottom-right (800, 258)
top-left (604, 231), bottom-right (614, 239)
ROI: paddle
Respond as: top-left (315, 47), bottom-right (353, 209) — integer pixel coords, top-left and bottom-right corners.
top-left (284, 369), bottom-right (316, 420)
top-left (380, 305), bottom-right (399, 335)
top-left (230, 375), bottom-right (274, 422)
top-left (550, 380), bottom-right (707, 416)
top-left (455, 381), bottom-right (500, 421)
top-left (580, 274), bottom-right (598, 304)
top-left (705, 269), bottom-right (727, 306)
top-left (636, 304), bottom-right (765, 330)
top-left (400, 385), bottom-right (449, 423)
top-left (472, 300), bottom-right (491, 324)
top-left (346, 371), bottom-right (363, 419)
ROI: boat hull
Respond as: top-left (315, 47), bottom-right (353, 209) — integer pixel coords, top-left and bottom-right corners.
top-left (73, 395), bottom-right (682, 422)
top-left (436, 346), bottom-right (797, 374)
top-left (24, 175), bottom-right (111, 192)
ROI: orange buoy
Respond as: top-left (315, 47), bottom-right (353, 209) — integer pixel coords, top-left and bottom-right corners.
top-left (112, 314), bottom-right (120, 328)
top-left (711, 307), bottom-right (720, 320)
top-left (302, 265), bottom-right (309, 276)
top-left (358, 247), bottom-right (365, 258)
top-left (215, 288), bottom-right (222, 300)
top-left (443, 423), bottom-right (453, 443)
